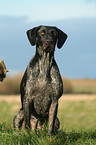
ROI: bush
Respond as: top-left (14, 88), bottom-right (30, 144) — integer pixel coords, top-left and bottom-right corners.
top-left (62, 78), bottom-right (73, 94)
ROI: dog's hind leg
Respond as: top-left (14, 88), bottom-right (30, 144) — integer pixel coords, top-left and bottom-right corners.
top-left (54, 117), bottom-right (60, 133)
top-left (13, 108), bottom-right (24, 130)
top-left (13, 109), bottom-right (38, 131)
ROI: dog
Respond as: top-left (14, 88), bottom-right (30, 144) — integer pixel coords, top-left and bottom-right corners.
top-left (13, 25), bottom-right (68, 135)
top-left (0, 59), bottom-right (8, 82)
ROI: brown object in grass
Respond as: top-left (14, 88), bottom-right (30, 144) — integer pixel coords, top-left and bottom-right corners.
top-left (0, 59), bottom-right (8, 82)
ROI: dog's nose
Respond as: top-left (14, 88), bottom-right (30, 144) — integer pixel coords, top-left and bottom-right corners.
top-left (46, 39), bottom-right (53, 44)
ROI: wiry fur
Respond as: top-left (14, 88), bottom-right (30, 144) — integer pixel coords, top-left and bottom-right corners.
top-left (13, 25), bottom-right (67, 135)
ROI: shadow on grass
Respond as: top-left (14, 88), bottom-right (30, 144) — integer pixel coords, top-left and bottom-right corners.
top-left (1, 122), bottom-right (96, 145)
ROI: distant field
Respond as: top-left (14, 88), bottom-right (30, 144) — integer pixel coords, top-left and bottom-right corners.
top-left (70, 79), bottom-right (96, 87)
top-left (70, 79), bottom-right (96, 94)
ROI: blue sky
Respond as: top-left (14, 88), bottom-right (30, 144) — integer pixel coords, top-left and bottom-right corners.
top-left (0, 0), bottom-right (96, 78)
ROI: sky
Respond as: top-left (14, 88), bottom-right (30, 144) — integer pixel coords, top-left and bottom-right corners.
top-left (0, 0), bottom-right (96, 78)
top-left (1, 0), bottom-right (96, 21)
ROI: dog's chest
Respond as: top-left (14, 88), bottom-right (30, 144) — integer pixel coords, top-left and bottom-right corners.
top-left (29, 57), bottom-right (63, 98)
top-left (30, 67), bottom-right (63, 98)
top-left (31, 74), bottom-right (62, 115)
top-left (31, 77), bottom-right (52, 114)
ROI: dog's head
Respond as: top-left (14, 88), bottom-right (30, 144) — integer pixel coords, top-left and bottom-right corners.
top-left (27, 25), bottom-right (68, 52)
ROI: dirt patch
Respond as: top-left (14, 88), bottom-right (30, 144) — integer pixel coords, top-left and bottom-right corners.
top-left (60, 94), bottom-right (96, 102)
top-left (0, 95), bottom-right (20, 103)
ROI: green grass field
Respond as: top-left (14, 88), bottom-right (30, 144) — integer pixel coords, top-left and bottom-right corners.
top-left (0, 95), bottom-right (96, 144)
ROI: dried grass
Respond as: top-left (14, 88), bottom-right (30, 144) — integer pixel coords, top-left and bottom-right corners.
top-left (63, 78), bottom-right (73, 94)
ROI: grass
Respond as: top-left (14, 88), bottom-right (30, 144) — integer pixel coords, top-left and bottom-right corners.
top-left (1, 95), bottom-right (96, 144)
top-left (58, 98), bottom-right (96, 130)
top-left (73, 86), bottom-right (96, 94)
top-left (1, 124), bottom-right (96, 145)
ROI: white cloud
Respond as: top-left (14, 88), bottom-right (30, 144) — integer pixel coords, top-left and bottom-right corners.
top-left (27, 2), bottom-right (96, 21)
top-left (0, 1), bottom-right (96, 21)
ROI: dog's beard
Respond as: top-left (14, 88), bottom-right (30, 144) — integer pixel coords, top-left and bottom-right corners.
top-left (43, 44), bottom-right (55, 53)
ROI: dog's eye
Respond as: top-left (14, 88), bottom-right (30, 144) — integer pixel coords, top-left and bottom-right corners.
top-left (51, 31), bottom-right (57, 36)
top-left (53, 32), bottom-right (57, 36)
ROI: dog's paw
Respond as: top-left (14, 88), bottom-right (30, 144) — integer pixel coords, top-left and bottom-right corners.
top-left (47, 131), bottom-right (53, 136)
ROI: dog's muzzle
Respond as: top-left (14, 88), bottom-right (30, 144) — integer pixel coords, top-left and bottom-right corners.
top-left (43, 39), bottom-right (55, 52)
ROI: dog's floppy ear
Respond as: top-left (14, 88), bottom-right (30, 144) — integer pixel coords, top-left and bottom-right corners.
top-left (56, 27), bottom-right (68, 49)
top-left (26, 26), bottom-right (41, 46)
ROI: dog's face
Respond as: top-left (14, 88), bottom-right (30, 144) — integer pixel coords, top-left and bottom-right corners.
top-left (37, 26), bottom-right (58, 52)
top-left (27, 25), bottom-right (68, 51)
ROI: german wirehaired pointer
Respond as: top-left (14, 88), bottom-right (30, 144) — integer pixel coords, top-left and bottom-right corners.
top-left (13, 25), bottom-right (68, 135)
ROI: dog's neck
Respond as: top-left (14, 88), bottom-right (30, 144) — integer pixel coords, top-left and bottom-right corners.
top-left (36, 46), bottom-right (54, 75)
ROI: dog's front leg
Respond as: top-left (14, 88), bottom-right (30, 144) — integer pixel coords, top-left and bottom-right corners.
top-left (48, 100), bottom-right (58, 135)
top-left (23, 99), bottom-right (31, 130)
